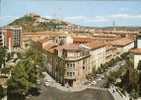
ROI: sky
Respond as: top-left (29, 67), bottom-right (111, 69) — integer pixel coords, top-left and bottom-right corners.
top-left (1, 0), bottom-right (141, 27)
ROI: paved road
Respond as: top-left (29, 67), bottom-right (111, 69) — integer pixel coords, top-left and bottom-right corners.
top-left (27, 60), bottom-right (127, 100)
top-left (26, 72), bottom-right (114, 100)
top-left (93, 60), bottom-right (126, 88)
top-left (28, 86), bottom-right (114, 100)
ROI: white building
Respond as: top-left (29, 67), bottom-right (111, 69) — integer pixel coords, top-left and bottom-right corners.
top-left (130, 48), bottom-right (141, 69)
top-left (111, 38), bottom-right (135, 55)
top-left (86, 41), bottom-right (106, 70)
top-left (130, 35), bottom-right (141, 69)
top-left (55, 35), bottom-right (73, 45)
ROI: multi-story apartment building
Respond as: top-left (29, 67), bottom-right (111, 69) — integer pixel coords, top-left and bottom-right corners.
top-left (42, 36), bottom-right (108, 87)
top-left (111, 38), bottom-right (135, 55)
top-left (73, 36), bottom-right (94, 44)
top-left (55, 35), bottom-right (73, 45)
top-left (1, 26), bottom-right (22, 52)
top-left (43, 42), bottom-right (91, 87)
top-left (0, 29), bottom-right (4, 47)
top-left (57, 44), bottom-right (90, 87)
top-left (86, 41), bottom-right (106, 70)
top-left (130, 35), bottom-right (141, 69)
top-left (130, 48), bottom-right (141, 69)
top-left (41, 35), bottom-right (135, 87)
top-left (92, 33), bottom-right (120, 43)
top-left (105, 44), bottom-right (118, 62)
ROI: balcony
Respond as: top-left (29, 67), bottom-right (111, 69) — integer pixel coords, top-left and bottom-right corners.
top-left (62, 51), bottom-right (90, 61)
top-left (64, 75), bottom-right (76, 79)
top-left (64, 71), bottom-right (76, 79)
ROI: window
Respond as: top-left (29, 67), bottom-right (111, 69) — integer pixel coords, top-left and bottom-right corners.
top-left (83, 66), bottom-right (85, 70)
top-left (67, 72), bottom-right (75, 77)
top-left (69, 64), bottom-right (71, 68)
top-left (83, 60), bottom-right (86, 64)
top-left (73, 72), bottom-right (75, 76)
top-left (67, 72), bottom-right (69, 76)
top-left (73, 63), bottom-right (75, 69)
top-left (67, 63), bottom-right (75, 69)
top-left (70, 72), bottom-right (72, 76)
top-left (67, 64), bottom-right (69, 68)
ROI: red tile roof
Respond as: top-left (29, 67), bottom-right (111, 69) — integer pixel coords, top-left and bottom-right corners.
top-left (42, 41), bottom-right (57, 53)
top-left (86, 41), bottom-right (106, 50)
top-left (73, 36), bottom-right (94, 44)
top-left (111, 38), bottom-right (134, 47)
top-left (130, 48), bottom-right (141, 54)
top-left (56, 43), bottom-right (81, 51)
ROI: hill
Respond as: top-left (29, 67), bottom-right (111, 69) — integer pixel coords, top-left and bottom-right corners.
top-left (8, 13), bottom-right (70, 32)
top-left (8, 13), bottom-right (141, 32)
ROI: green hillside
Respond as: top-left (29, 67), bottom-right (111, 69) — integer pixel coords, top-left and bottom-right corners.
top-left (8, 14), bottom-right (141, 32)
top-left (9, 14), bottom-right (69, 32)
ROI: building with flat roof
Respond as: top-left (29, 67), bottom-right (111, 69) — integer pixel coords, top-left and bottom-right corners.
top-left (0, 26), bottom-right (22, 52)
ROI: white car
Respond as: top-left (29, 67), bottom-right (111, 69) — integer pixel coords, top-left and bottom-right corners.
top-left (97, 78), bottom-right (102, 81)
top-left (91, 81), bottom-right (96, 85)
top-left (44, 81), bottom-right (49, 86)
top-left (37, 80), bottom-right (41, 85)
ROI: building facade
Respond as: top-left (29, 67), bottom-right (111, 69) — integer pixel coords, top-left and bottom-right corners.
top-left (130, 35), bottom-right (141, 69)
top-left (130, 48), bottom-right (141, 69)
top-left (41, 35), bottom-right (135, 87)
top-left (1, 26), bottom-right (22, 52)
top-left (0, 29), bottom-right (4, 47)
top-left (105, 45), bottom-right (117, 62)
top-left (111, 38), bottom-right (135, 55)
top-left (86, 42), bottom-right (106, 70)
top-left (43, 43), bottom-right (91, 87)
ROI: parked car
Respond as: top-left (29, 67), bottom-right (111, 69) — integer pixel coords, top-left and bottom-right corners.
top-left (91, 81), bottom-right (96, 85)
top-left (37, 79), bottom-right (41, 85)
top-left (44, 81), bottom-right (49, 86)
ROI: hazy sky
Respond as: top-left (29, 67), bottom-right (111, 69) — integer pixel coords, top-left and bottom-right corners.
top-left (1, 0), bottom-right (141, 27)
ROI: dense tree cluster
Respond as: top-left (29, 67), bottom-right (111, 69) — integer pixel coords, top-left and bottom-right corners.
top-left (0, 47), bottom-right (7, 68)
top-left (116, 58), bottom-right (141, 99)
top-left (105, 52), bottom-right (141, 99)
top-left (7, 41), bottom-right (44, 98)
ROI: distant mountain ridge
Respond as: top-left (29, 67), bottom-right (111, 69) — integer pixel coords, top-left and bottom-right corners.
top-left (95, 26), bottom-right (141, 32)
top-left (8, 13), bottom-right (141, 32)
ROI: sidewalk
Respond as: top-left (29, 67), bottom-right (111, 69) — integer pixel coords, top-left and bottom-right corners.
top-left (108, 85), bottom-right (130, 100)
top-left (42, 71), bottom-right (130, 100)
top-left (42, 72), bottom-right (87, 92)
